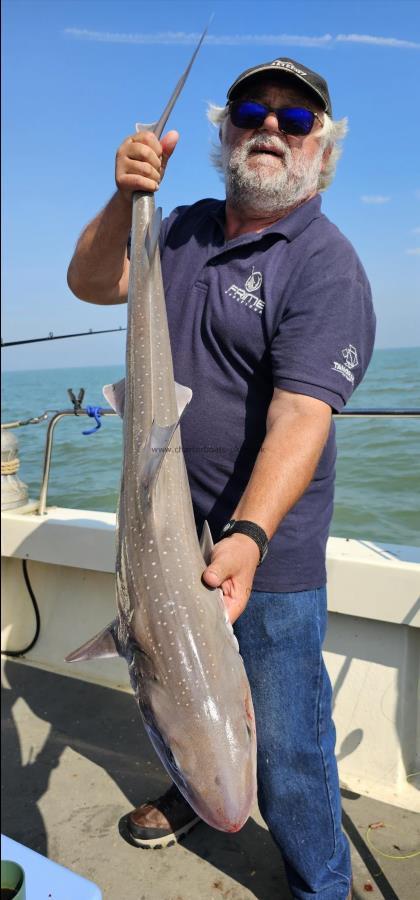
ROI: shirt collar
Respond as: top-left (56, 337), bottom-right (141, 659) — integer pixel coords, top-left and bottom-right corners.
top-left (210, 193), bottom-right (322, 247)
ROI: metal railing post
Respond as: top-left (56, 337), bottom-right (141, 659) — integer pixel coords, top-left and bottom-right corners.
top-left (37, 409), bottom-right (117, 515)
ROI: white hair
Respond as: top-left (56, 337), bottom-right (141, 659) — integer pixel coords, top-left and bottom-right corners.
top-left (207, 102), bottom-right (348, 192)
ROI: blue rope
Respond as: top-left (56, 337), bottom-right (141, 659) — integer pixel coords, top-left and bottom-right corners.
top-left (82, 406), bottom-right (103, 435)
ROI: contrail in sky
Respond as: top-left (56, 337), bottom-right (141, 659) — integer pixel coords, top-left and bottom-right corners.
top-left (64, 29), bottom-right (420, 50)
top-left (361, 196), bottom-right (391, 205)
top-left (336, 33), bottom-right (420, 49)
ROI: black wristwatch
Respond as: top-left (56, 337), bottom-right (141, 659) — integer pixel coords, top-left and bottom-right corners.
top-left (219, 519), bottom-right (269, 566)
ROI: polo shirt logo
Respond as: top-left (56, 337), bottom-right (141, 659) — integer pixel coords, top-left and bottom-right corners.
top-left (225, 267), bottom-right (265, 315)
top-left (331, 344), bottom-right (359, 384)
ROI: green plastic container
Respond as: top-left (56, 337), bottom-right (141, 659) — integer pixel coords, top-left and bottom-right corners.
top-left (1, 860), bottom-right (25, 900)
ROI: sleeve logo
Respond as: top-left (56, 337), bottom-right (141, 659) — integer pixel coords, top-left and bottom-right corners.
top-left (332, 344), bottom-right (359, 384)
top-left (341, 344), bottom-right (358, 369)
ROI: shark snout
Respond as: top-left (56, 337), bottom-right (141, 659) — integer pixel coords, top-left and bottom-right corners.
top-left (177, 754), bottom-right (257, 833)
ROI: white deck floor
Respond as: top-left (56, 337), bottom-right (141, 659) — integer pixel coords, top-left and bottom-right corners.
top-left (2, 658), bottom-right (419, 900)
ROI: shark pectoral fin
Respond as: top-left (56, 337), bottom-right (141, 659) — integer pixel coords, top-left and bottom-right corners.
top-left (145, 207), bottom-right (162, 260)
top-left (199, 520), bottom-right (214, 566)
top-left (65, 620), bottom-right (120, 663)
top-left (175, 382), bottom-right (193, 418)
top-left (103, 378), bottom-right (125, 418)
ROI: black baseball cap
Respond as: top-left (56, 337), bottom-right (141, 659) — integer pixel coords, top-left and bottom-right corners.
top-left (227, 57), bottom-right (332, 115)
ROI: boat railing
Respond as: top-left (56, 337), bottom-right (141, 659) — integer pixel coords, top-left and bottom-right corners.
top-left (37, 407), bottom-right (118, 515)
top-left (1, 397), bottom-right (419, 516)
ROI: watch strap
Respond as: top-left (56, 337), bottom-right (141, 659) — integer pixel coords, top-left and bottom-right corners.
top-left (219, 519), bottom-right (268, 566)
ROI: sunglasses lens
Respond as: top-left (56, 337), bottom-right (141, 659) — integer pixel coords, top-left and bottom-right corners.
top-left (229, 102), bottom-right (316, 135)
top-left (278, 107), bottom-right (315, 135)
top-left (230, 101), bottom-right (267, 128)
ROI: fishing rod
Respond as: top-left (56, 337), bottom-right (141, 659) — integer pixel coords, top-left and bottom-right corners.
top-left (1, 327), bottom-right (126, 347)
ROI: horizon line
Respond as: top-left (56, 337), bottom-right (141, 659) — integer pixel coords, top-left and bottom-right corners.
top-left (3, 345), bottom-right (420, 375)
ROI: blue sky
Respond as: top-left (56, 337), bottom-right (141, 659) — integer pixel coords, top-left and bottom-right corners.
top-left (2, 0), bottom-right (420, 371)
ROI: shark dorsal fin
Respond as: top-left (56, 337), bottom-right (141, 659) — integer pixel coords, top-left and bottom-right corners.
top-left (175, 382), bottom-right (193, 417)
top-left (199, 520), bottom-right (214, 566)
top-left (138, 383), bottom-right (193, 497)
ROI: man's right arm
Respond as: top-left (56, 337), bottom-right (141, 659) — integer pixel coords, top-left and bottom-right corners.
top-left (67, 129), bottom-right (179, 305)
top-left (67, 191), bottom-right (132, 305)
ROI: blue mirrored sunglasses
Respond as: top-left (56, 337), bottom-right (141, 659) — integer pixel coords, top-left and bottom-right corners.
top-left (229, 100), bottom-right (322, 136)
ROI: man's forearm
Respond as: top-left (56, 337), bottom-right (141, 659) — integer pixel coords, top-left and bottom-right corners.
top-left (233, 393), bottom-right (332, 538)
top-left (67, 191), bottom-right (132, 304)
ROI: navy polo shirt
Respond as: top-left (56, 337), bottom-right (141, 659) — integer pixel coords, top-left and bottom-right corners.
top-left (157, 194), bottom-right (375, 591)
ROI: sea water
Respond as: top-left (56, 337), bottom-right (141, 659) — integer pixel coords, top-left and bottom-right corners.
top-left (2, 347), bottom-right (419, 548)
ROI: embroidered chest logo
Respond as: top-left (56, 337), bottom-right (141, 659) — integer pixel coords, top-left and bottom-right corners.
top-left (225, 267), bottom-right (265, 315)
top-left (332, 344), bottom-right (359, 384)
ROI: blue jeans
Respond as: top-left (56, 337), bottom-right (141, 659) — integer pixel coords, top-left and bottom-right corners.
top-left (234, 588), bottom-right (351, 900)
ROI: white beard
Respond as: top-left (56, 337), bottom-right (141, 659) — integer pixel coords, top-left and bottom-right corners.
top-left (222, 133), bottom-right (324, 214)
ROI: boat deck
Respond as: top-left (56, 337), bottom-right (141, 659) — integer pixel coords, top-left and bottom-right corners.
top-left (2, 659), bottom-right (419, 900)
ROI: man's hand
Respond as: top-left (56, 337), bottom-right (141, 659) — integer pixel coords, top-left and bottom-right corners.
top-left (115, 129), bottom-right (179, 202)
top-left (202, 533), bottom-right (260, 624)
top-left (67, 128), bottom-right (179, 304)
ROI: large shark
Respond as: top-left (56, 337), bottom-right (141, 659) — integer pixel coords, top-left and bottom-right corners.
top-left (66, 29), bottom-right (257, 832)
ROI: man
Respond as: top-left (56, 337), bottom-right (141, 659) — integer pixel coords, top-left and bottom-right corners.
top-left (68, 57), bottom-right (375, 900)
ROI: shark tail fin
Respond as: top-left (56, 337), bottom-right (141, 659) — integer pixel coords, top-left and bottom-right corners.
top-left (135, 122), bottom-right (158, 134)
top-left (65, 619), bottom-right (120, 663)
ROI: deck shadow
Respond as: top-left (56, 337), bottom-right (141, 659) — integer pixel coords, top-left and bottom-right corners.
top-left (2, 660), bottom-right (291, 899)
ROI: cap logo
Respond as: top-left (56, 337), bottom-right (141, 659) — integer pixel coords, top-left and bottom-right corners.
top-left (271, 60), bottom-right (307, 77)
